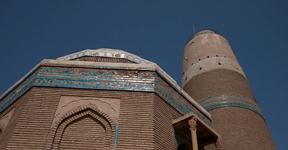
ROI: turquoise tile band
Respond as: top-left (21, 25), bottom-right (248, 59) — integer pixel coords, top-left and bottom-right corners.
top-left (201, 96), bottom-right (264, 120)
top-left (0, 66), bottom-right (211, 124)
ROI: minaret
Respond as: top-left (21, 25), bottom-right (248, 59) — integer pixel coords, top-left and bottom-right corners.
top-left (182, 30), bottom-right (275, 150)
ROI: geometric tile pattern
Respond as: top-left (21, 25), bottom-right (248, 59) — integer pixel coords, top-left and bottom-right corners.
top-left (0, 66), bottom-right (211, 124)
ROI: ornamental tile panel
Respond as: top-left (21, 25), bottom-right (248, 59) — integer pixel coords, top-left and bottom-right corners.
top-left (0, 66), bottom-right (211, 125)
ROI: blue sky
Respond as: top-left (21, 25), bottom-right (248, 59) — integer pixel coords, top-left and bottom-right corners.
top-left (0, 0), bottom-right (287, 149)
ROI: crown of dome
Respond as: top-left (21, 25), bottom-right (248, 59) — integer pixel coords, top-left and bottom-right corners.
top-left (57, 48), bottom-right (153, 64)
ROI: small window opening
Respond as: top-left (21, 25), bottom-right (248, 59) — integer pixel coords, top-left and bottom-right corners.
top-left (216, 55), bottom-right (219, 57)
top-left (199, 67), bottom-right (202, 70)
top-left (218, 62), bottom-right (222, 65)
top-left (207, 56), bottom-right (210, 58)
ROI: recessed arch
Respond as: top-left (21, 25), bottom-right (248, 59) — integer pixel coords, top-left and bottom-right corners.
top-left (46, 104), bottom-right (115, 150)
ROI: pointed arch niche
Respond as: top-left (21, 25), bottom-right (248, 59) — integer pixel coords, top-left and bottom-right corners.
top-left (46, 96), bottom-right (120, 150)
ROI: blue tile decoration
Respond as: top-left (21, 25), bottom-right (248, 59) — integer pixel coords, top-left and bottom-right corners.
top-left (0, 66), bottom-right (211, 124)
top-left (201, 96), bottom-right (265, 120)
top-left (34, 67), bottom-right (155, 92)
top-left (0, 70), bottom-right (38, 113)
top-left (154, 75), bottom-right (211, 124)
top-left (115, 125), bottom-right (119, 146)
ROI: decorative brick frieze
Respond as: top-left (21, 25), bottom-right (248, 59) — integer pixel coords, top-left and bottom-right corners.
top-left (0, 66), bottom-right (211, 125)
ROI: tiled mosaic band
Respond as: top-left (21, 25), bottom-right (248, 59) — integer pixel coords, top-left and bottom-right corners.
top-left (200, 96), bottom-right (264, 120)
top-left (0, 66), bottom-right (211, 124)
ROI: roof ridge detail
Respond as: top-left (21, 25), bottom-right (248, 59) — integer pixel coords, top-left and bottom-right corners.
top-left (57, 48), bottom-right (153, 64)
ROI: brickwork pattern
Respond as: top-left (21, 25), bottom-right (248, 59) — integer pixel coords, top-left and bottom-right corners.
top-left (0, 86), bottom-right (198, 150)
top-left (59, 116), bottom-right (106, 150)
top-left (184, 69), bottom-right (275, 150)
top-left (184, 69), bottom-right (255, 104)
top-left (153, 95), bottom-right (181, 150)
top-left (0, 87), bottom-right (163, 150)
top-left (0, 93), bottom-right (29, 149)
top-left (183, 31), bottom-right (238, 72)
top-left (182, 56), bottom-right (245, 86)
top-left (210, 108), bottom-right (275, 150)
top-left (46, 105), bottom-right (114, 150)
top-left (116, 91), bottom-right (154, 150)
top-left (183, 30), bottom-right (275, 150)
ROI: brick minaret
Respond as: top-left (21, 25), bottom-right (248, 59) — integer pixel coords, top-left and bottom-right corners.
top-left (182, 30), bottom-right (275, 150)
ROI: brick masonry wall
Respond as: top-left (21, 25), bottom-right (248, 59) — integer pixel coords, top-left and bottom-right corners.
top-left (0, 87), bottom-right (158, 150)
top-left (183, 31), bottom-right (238, 72)
top-left (59, 116), bottom-right (106, 150)
top-left (153, 94), bottom-right (182, 150)
top-left (2, 87), bottom-right (59, 149)
top-left (184, 69), bottom-right (256, 104)
top-left (116, 91), bottom-right (154, 150)
top-left (209, 108), bottom-right (275, 150)
top-left (184, 69), bottom-right (275, 150)
top-left (0, 91), bottom-right (30, 149)
top-left (0, 86), bottom-right (204, 150)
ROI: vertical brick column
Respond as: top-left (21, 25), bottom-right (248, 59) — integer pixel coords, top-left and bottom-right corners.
top-left (182, 30), bottom-right (275, 150)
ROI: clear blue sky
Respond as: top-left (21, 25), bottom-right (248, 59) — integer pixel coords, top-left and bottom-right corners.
top-left (0, 0), bottom-right (287, 149)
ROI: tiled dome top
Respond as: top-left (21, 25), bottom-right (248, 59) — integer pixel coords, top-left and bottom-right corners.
top-left (57, 48), bottom-right (153, 64)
